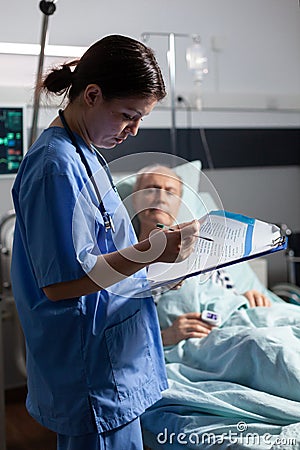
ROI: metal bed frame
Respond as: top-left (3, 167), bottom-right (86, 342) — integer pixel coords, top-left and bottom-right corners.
top-left (0, 211), bottom-right (15, 450)
top-left (0, 210), bottom-right (22, 450)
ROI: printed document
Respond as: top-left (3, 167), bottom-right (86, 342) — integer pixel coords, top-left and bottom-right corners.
top-left (147, 211), bottom-right (285, 289)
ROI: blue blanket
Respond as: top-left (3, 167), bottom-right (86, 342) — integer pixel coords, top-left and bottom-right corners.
top-left (142, 262), bottom-right (300, 449)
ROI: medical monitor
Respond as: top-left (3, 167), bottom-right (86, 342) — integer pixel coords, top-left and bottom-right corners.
top-left (0, 105), bottom-right (27, 177)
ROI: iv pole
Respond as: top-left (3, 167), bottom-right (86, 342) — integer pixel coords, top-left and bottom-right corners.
top-left (29, 0), bottom-right (57, 146)
top-left (141, 32), bottom-right (180, 156)
top-left (141, 32), bottom-right (200, 157)
top-left (168, 33), bottom-right (176, 156)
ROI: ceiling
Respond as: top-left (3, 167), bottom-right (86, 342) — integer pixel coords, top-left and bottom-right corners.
top-left (1, 0), bottom-right (300, 116)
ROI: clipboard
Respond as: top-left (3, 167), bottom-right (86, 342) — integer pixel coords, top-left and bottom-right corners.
top-left (147, 210), bottom-right (287, 290)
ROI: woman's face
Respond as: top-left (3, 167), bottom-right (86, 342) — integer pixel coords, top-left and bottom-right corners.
top-left (84, 91), bottom-right (157, 149)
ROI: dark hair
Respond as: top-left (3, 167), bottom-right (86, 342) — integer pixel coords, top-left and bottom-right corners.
top-left (42, 34), bottom-right (166, 102)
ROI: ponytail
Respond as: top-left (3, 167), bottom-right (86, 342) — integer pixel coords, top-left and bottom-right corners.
top-left (41, 60), bottom-right (79, 97)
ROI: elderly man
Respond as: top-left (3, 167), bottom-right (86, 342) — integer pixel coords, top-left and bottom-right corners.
top-left (131, 164), bottom-right (273, 346)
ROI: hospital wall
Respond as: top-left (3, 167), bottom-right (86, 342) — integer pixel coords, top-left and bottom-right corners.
top-left (1, 122), bottom-right (299, 288)
top-left (0, 112), bottom-right (300, 290)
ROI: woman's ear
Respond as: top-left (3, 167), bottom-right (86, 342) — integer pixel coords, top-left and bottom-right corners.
top-left (84, 84), bottom-right (103, 107)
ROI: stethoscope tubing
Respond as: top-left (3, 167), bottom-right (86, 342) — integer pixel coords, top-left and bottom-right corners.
top-left (58, 109), bottom-right (115, 232)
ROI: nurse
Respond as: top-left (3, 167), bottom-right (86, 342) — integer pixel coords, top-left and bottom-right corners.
top-left (11, 34), bottom-right (199, 450)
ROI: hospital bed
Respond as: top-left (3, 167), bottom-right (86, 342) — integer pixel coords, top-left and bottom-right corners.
top-left (0, 281), bottom-right (5, 450)
top-left (114, 159), bottom-right (300, 450)
top-left (271, 227), bottom-right (300, 305)
top-left (0, 209), bottom-right (26, 450)
top-left (0, 210), bottom-right (26, 389)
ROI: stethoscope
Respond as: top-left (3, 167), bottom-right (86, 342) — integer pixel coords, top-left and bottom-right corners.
top-left (59, 109), bottom-right (116, 232)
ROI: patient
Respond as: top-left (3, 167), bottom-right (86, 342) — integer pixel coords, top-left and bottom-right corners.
top-left (130, 165), bottom-right (300, 449)
top-left (132, 164), bottom-right (274, 346)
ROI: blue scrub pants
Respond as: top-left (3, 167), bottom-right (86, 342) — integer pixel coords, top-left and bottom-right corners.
top-left (57, 417), bottom-right (144, 450)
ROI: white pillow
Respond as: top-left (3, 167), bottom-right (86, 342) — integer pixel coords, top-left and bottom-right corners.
top-left (174, 160), bottom-right (204, 222)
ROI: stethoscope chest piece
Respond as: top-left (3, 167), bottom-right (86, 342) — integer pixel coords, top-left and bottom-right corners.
top-left (103, 212), bottom-right (115, 233)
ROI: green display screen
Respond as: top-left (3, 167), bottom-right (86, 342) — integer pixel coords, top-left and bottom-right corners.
top-left (0, 107), bottom-right (25, 175)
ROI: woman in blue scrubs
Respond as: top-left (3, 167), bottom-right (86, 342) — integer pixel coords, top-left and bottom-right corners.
top-left (11, 35), bottom-right (198, 450)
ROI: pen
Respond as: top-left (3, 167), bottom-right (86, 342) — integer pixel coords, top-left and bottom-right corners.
top-left (156, 223), bottom-right (214, 242)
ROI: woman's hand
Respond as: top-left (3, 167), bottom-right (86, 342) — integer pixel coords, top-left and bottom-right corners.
top-left (152, 220), bottom-right (200, 264)
top-left (161, 312), bottom-right (213, 346)
top-left (243, 289), bottom-right (271, 307)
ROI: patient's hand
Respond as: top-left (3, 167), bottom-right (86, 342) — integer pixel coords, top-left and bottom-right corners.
top-left (243, 289), bottom-right (271, 308)
top-left (161, 312), bottom-right (213, 346)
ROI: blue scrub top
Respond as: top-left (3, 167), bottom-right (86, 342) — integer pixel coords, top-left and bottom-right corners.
top-left (11, 126), bottom-right (168, 436)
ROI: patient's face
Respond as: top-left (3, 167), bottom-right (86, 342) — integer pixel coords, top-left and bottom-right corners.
top-left (133, 169), bottom-right (182, 228)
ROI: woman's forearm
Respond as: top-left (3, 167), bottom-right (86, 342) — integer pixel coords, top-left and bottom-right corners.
top-left (43, 221), bottom-right (198, 301)
top-left (43, 237), bottom-right (162, 301)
